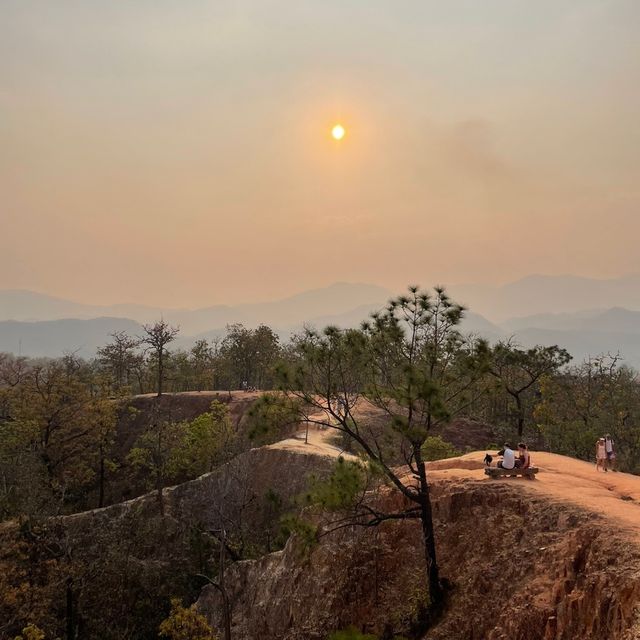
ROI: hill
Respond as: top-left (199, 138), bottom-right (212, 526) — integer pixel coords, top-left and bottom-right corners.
top-left (450, 273), bottom-right (640, 321)
top-left (0, 317), bottom-right (142, 358)
top-left (0, 283), bottom-right (391, 334)
top-left (0, 290), bottom-right (162, 323)
top-left (4, 279), bottom-right (640, 369)
top-left (505, 306), bottom-right (640, 334)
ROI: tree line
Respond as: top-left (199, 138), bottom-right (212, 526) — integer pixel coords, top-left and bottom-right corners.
top-left (0, 321), bottom-right (286, 521)
top-left (97, 321), bottom-right (282, 396)
top-left (3, 300), bottom-right (640, 522)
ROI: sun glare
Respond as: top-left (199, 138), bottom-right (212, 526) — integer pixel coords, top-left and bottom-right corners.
top-left (331, 124), bottom-right (345, 140)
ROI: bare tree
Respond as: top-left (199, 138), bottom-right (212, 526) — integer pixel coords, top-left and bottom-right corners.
top-left (97, 331), bottom-right (141, 391)
top-left (140, 320), bottom-right (179, 397)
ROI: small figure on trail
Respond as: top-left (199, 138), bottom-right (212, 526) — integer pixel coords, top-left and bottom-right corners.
top-left (483, 453), bottom-right (493, 467)
top-left (497, 443), bottom-right (516, 470)
top-left (514, 442), bottom-right (530, 469)
top-left (596, 437), bottom-right (607, 472)
top-left (604, 434), bottom-right (616, 471)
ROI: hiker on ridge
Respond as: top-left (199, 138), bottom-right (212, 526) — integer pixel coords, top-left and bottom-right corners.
top-left (595, 437), bottom-right (607, 472)
top-left (604, 434), bottom-right (616, 471)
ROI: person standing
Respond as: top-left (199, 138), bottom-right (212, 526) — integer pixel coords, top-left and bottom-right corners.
top-left (596, 438), bottom-right (607, 472)
top-left (604, 434), bottom-right (616, 471)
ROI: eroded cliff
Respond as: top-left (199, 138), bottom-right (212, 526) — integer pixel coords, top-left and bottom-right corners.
top-left (199, 466), bottom-right (640, 640)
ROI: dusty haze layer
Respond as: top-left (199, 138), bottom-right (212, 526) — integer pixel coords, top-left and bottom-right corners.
top-left (1, 1), bottom-right (639, 306)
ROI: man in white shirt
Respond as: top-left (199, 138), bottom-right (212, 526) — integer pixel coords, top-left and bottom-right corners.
top-left (497, 443), bottom-right (516, 470)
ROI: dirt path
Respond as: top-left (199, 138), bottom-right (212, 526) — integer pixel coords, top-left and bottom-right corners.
top-left (156, 394), bottom-right (640, 537)
top-left (271, 421), bottom-right (640, 537)
top-left (429, 451), bottom-right (640, 538)
top-left (267, 418), bottom-right (356, 459)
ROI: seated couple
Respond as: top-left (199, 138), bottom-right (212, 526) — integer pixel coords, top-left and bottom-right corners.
top-left (496, 442), bottom-right (530, 470)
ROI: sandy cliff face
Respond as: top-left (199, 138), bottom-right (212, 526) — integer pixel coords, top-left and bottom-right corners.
top-left (199, 475), bottom-right (640, 640)
top-left (429, 480), bottom-right (640, 640)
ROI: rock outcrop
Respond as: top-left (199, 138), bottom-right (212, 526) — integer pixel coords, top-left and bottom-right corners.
top-left (199, 476), bottom-right (640, 640)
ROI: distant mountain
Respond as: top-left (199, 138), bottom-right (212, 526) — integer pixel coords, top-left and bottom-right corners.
top-left (460, 311), bottom-right (503, 340)
top-left (514, 328), bottom-right (640, 369)
top-left (503, 309), bottom-right (602, 332)
top-left (504, 307), bottom-right (640, 334)
top-left (7, 276), bottom-right (640, 330)
top-left (496, 307), bottom-right (640, 368)
top-left (282, 304), bottom-right (503, 339)
top-left (183, 302), bottom-right (390, 346)
top-left (0, 284), bottom-right (394, 357)
top-left (449, 274), bottom-right (640, 322)
top-left (167, 282), bottom-right (392, 334)
top-left (0, 290), bottom-right (174, 324)
top-left (3, 279), bottom-right (640, 368)
top-left (0, 317), bottom-right (142, 358)
top-left (289, 302), bottom-right (386, 332)
top-left (0, 290), bottom-right (102, 321)
top-left (0, 283), bottom-right (392, 334)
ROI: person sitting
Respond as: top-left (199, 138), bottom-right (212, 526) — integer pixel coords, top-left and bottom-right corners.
top-left (496, 443), bottom-right (516, 470)
top-left (514, 443), bottom-right (530, 469)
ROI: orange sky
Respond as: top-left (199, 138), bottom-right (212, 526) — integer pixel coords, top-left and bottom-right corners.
top-left (1, 1), bottom-right (639, 306)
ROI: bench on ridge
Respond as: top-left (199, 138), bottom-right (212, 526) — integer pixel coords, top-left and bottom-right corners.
top-left (484, 466), bottom-right (539, 479)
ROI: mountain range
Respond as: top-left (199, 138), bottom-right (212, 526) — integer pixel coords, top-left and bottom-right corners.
top-left (448, 273), bottom-right (640, 322)
top-left (1, 276), bottom-right (639, 366)
top-left (0, 283), bottom-right (390, 335)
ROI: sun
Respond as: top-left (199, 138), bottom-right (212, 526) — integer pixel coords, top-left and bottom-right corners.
top-left (331, 124), bottom-right (345, 140)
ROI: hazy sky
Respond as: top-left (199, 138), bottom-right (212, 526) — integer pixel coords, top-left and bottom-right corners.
top-left (1, 1), bottom-right (639, 307)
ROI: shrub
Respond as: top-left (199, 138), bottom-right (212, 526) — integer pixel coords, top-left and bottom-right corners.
top-left (421, 436), bottom-right (459, 461)
top-left (158, 598), bottom-right (217, 640)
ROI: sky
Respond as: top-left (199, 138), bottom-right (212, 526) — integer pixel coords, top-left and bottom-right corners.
top-left (1, 0), bottom-right (639, 307)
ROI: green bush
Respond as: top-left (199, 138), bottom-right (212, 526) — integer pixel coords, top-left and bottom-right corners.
top-left (304, 458), bottom-right (368, 510)
top-left (421, 435), bottom-right (459, 461)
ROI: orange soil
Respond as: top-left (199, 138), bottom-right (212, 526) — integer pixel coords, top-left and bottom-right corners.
top-left (145, 395), bottom-right (640, 542)
top-left (277, 420), bottom-right (640, 541)
top-left (429, 451), bottom-right (640, 539)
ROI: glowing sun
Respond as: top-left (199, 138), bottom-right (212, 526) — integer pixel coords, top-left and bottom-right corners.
top-left (331, 124), bottom-right (346, 140)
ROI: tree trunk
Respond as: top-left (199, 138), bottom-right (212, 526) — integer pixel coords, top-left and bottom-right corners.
top-left (98, 446), bottom-right (105, 508)
top-left (515, 393), bottom-right (524, 436)
top-left (157, 349), bottom-right (163, 397)
top-left (414, 446), bottom-right (443, 614)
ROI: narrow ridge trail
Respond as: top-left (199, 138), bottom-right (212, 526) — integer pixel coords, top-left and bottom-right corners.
top-left (272, 418), bottom-right (640, 540)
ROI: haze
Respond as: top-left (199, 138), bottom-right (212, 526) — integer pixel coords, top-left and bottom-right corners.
top-left (1, 1), bottom-right (639, 307)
